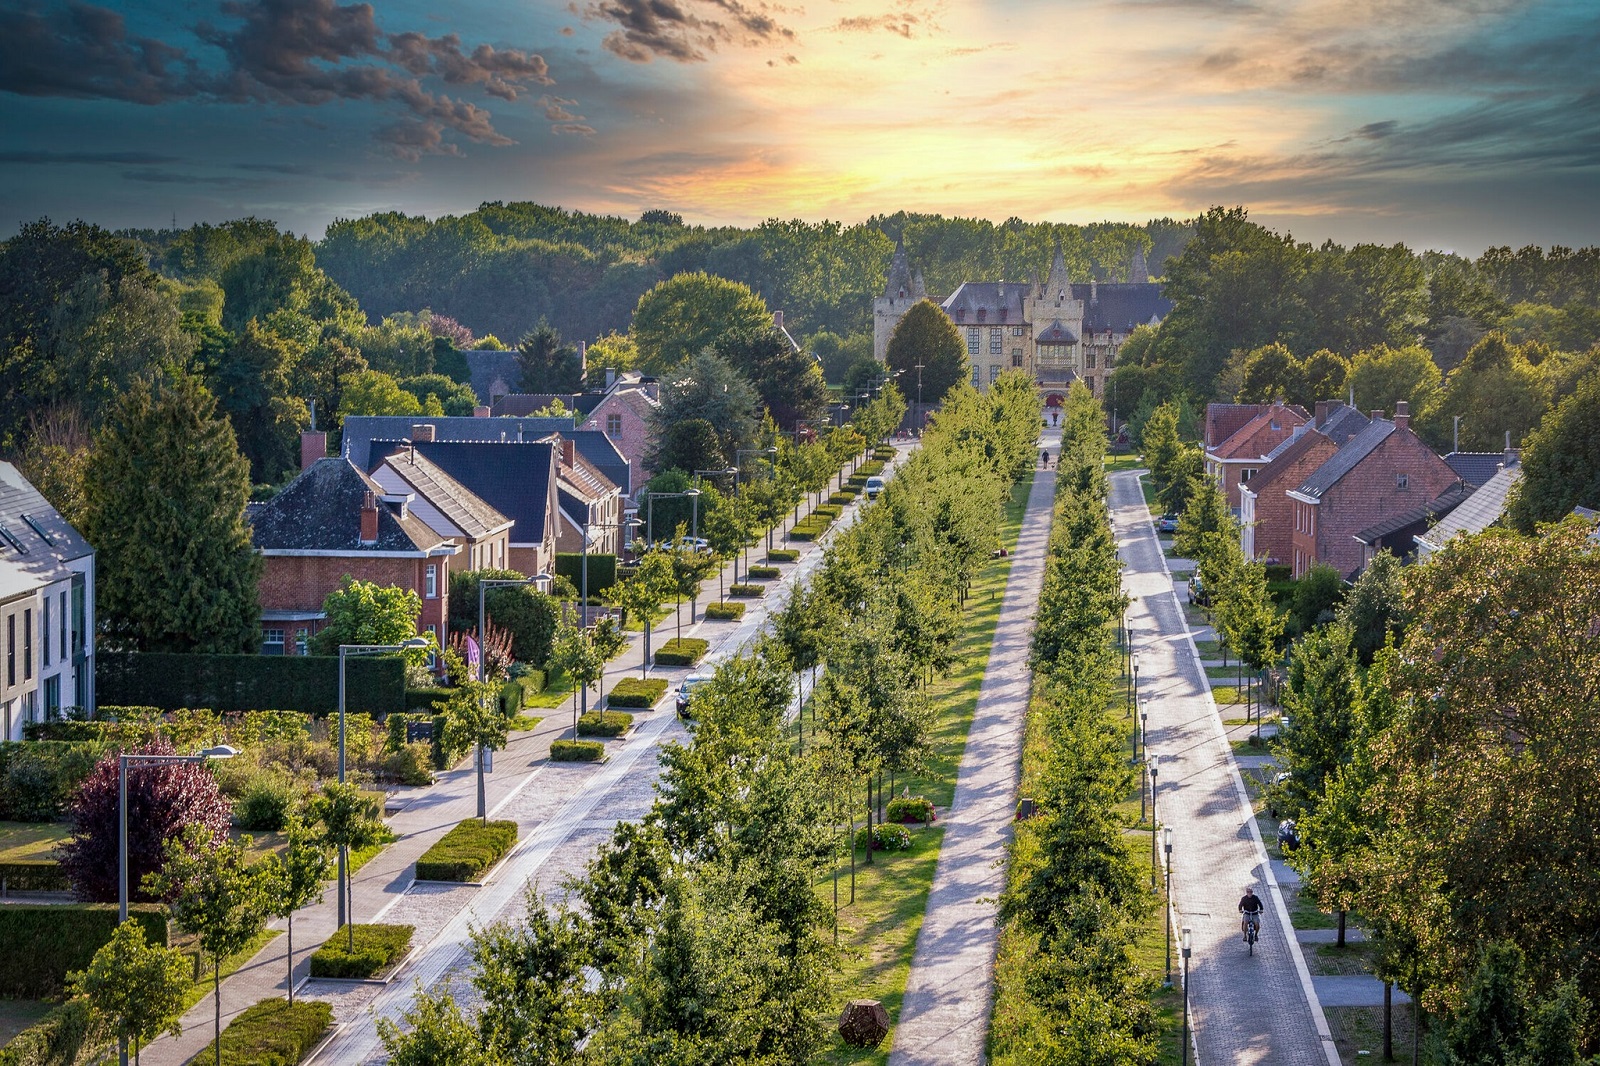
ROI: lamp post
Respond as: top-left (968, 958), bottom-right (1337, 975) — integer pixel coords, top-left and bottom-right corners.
top-left (338, 640), bottom-right (427, 919)
top-left (735, 447), bottom-right (777, 579)
top-left (644, 489), bottom-right (702, 641)
top-left (914, 362), bottom-right (924, 431)
top-left (474, 579), bottom-right (546, 820)
top-left (1139, 703), bottom-right (1149, 822)
top-left (1141, 708), bottom-right (1149, 764)
top-left (1149, 758), bottom-right (1160, 888)
top-left (1163, 826), bottom-right (1174, 987)
top-left (1181, 925), bottom-right (1194, 1066)
top-left (118, 746), bottom-right (237, 1066)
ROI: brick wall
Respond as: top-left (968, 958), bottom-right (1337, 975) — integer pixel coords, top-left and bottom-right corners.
top-left (590, 394), bottom-right (650, 495)
top-left (259, 552), bottom-right (451, 646)
top-left (1309, 431), bottom-right (1458, 578)
top-left (1246, 439), bottom-right (1338, 565)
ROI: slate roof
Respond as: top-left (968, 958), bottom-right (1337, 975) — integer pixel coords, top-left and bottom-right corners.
top-left (490, 393), bottom-right (604, 418)
top-left (0, 461), bottom-right (93, 601)
top-left (405, 441), bottom-right (555, 546)
top-left (1355, 483), bottom-right (1475, 544)
top-left (1444, 452), bottom-right (1511, 488)
top-left (1245, 426), bottom-right (1335, 494)
top-left (250, 458), bottom-right (447, 554)
top-left (341, 416), bottom-right (628, 493)
top-left (1416, 465), bottom-right (1523, 551)
top-left (1078, 282), bottom-right (1173, 333)
top-left (463, 350), bottom-right (522, 405)
top-left (369, 448), bottom-right (512, 540)
top-left (1294, 419), bottom-right (1397, 500)
top-left (1035, 320), bottom-right (1080, 346)
top-left (1316, 405), bottom-right (1373, 446)
top-left (941, 282), bottom-right (1032, 323)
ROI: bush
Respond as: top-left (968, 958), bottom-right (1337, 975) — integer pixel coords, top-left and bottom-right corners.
top-left (766, 549), bottom-right (800, 562)
top-left (0, 998), bottom-right (96, 1066)
top-left (0, 860), bottom-right (69, 893)
top-left (499, 678), bottom-right (527, 715)
top-left (606, 678), bottom-right (667, 708)
top-left (415, 820), bottom-right (517, 882)
top-left (814, 504), bottom-right (843, 520)
top-left (556, 552), bottom-right (618, 595)
top-left (705, 603), bottom-right (745, 621)
top-left (0, 741), bottom-right (103, 822)
top-left (382, 742), bottom-right (434, 786)
top-left (727, 584), bottom-right (763, 598)
top-left (236, 768), bottom-right (299, 831)
top-left (873, 446), bottom-right (896, 460)
top-left (887, 796), bottom-right (937, 824)
top-left (404, 688), bottom-right (453, 714)
top-left (746, 565), bottom-right (780, 580)
top-left (308, 924), bottom-right (414, 979)
top-left (654, 638), bottom-right (709, 666)
top-left (21, 720), bottom-right (105, 742)
top-left (576, 711), bottom-right (633, 737)
top-left (0, 904), bottom-right (167, 997)
top-left (550, 740), bottom-right (605, 763)
top-left (828, 491), bottom-right (857, 505)
top-left (96, 651), bottom-right (405, 715)
top-left (854, 822), bottom-right (912, 852)
top-left (192, 997), bottom-right (332, 1066)
top-left (510, 664), bottom-right (546, 694)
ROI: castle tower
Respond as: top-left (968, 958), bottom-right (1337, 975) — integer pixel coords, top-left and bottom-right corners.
top-left (1130, 245), bottom-right (1150, 284)
top-left (874, 236), bottom-right (923, 360)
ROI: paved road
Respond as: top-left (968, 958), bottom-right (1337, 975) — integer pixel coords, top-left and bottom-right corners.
top-left (888, 429), bottom-right (1058, 1066)
top-left (1110, 469), bottom-right (1339, 1066)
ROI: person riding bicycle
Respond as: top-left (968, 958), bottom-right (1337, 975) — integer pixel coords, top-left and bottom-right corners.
top-left (1239, 886), bottom-right (1264, 941)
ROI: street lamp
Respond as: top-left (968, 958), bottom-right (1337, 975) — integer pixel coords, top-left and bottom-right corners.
top-left (1163, 826), bottom-right (1175, 987)
top-left (914, 362), bottom-right (924, 431)
top-left (474, 579), bottom-right (549, 820)
top-left (1149, 757), bottom-right (1160, 888)
top-left (735, 448), bottom-right (777, 579)
top-left (337, 639), bottom-right (428, 920)
top-left (643, 489), bottom-right (702, 641)
top-left (118, 745), bottom-right (237, 1066)
top-left (1141, 708), bottom-right (1149, 764)
top-left (1181, 925), bottom-right (1194, 1066)
top-left (1139, 703), bottom-right (1149, 822)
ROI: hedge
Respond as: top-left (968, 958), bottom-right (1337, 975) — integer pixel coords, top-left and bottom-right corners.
top-left (654, 637), bottom-right (709, 666)
top-left (576, 711), bottom-right (633, 738)
top-left (705, 602), bottom-right (746, 621)
top-left (550, 739), bottom-right (605, 762)
top-left (766, 549), bottom-right (800, 563)
top-left (0, 860), bottom-right (69, 894)
top-left (873, 446), bottom-right (896, 460)
top-left (21, 720), bottom-right (103, 742)
top-left (97, 651), bottom-right (406, 716)
top-left (747, 565), bottom-right (780, 580)
top-left (191, 997), bottom-right (332, 1066)
top-left (727, 584), bottom-right (763, 598)
top-left (828, 491), bottom-right (857, 506)
top-left (415, 820), bottom-right (518, 882)
top-left (0, 904), bottom-right (168, 997)
top-left (606, 677), bottom-right (667, 708)
top-left (814, 504), bottom-right (843, 520)
top-left (556, 552), bottom-right (619, 595)
top-left (0, 998), bottom-right (96, 1066)
top-left (308, 924), bottom-right (413, 979)
top-left (0, 740), bottom-right (104, 821)
top-left (887, 796), bottom-right (937, 824)
top-left (404, 688), bottom-right (452, 714)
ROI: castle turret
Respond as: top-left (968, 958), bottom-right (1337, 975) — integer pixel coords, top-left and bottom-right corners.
top-left (1044, 238), bottom-right (1071, 301)
top-left (1130, 245), bottom-right (1150, 284)
top-left (884, 237), bottom-right (913, 299)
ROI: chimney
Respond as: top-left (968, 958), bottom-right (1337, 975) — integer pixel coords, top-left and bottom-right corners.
top-left (578, 340), bottom-right (587, 380)
top-left (561, 439), bottom-right (576, 467)
top-left (1505, 430), bottom-right (1517, 468)
top-left (605, 367), bottom-right (617, 390)
top-left (1370, 410), bottom-right (1383, 422)
top-left (773, 310), bottom-right (784, 330)
top-left (359, 491), bottom-right (379, 544)
top-left (411, 423), bottom-right (436, 443)
top-left (1394, 400), bottom-right (1409, 430)
top-left (641, 377), bottom-right (659, 402)
top-left (300, 430), bottom-right (327, 471)
top-left (1314, 400), bottom-right (1329, 427)
top-left (473, 405), bottom-right (490, 418)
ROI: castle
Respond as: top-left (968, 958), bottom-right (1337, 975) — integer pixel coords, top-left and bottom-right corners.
top-left (873, 239), bottom-right (1172, 409)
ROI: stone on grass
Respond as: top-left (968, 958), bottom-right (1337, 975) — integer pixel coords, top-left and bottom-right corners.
top-left (838, 999), bottom-right (890, 1048)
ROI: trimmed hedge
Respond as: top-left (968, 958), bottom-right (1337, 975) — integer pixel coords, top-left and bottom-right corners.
top-left (577, 711), bottom-right (634, 737)
top-left (766, 549), bottom-right (800, 563)
top-left (0, 860), bottom-right (69, 893)
top-left (747, 565), bottom-right (780, 580)
top-left (887, 796), bottom-right (937, 824)
top-left (0, 740), bottom-right (104, 821)
top-left (0, 904), bottom-right (168, 997)
top-left (404, 688), bottom-right (452, 714)
top-left (20, 720), bottom-right (103, 742)
top-left (308, 924), bottom-right (414, 979)
top-left (814, 504), bottom-right (843, 520)
top-left (191, 997), bottom-right (331, 1066)
top-left (556, 552), bottom-right (618, 594)
top-left (98, 651), bottom-right (405, 715)
top-left (854, 822), bottom-right (912, 852)
top-left (0, 998), bottom-right (95, 1066)
top-left (415, 820), bottom-right (518, 882)
top-left (654, 637), bottom-right (709, 666)
top-left (705, 602), bottom-right (746, 621)
top-left (828, 491), bottom-right (858, 505)
top-left (873, 445), bottom-right (896, 460)
top-left (550, 739), bottom-right (606, 762)
top-left (606, 678), bottom-right (667, 708)
top-left (727, 584), bottom-right (764, 598)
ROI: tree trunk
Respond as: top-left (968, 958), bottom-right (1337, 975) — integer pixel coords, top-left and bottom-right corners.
top-left (641, 618), bottom-right (652, 678)
top-left (1384, 981), bottom-right (1393, 1061)
top-left (848, 808), bottom-right (857, 902)
top-left (863, 776), bottom-right (874, 865)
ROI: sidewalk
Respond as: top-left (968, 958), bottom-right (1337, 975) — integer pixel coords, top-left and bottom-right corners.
top-left (1110, 469), bottom-right (1339, 1066)
top-left (140, 450), bottom-right (888, 1066)
top-left (888, 428), bottom-right (1059, 1066)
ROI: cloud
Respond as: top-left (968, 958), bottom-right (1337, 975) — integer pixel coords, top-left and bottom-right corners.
top-left (0, 0), bottom-right (562, 157)
top-left (0, 149), bottom-right (181, 164)
top-left (828, 0), bottom-right (941, 39)
top-left (586, 0), bottom-right (794, 63)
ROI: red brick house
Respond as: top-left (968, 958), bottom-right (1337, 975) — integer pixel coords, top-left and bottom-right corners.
top-left (1287, 402), bottom-right (1460, 578)
top-left (1204, 402), bottom-right (1310, 510)
top-left (250, 457), bottom-right (461, 655)
top-left (581, 380), bottom-right (658, 498)
top-left (1238, 403), bottom-right (1372, 564)
top-left (368, 447), bottom-right (514, 573)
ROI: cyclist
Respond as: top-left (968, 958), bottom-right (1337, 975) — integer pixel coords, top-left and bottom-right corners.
top-left (1239, 886), bottom-right (1265, 941)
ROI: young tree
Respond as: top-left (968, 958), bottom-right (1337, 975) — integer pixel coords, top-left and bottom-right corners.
top-left (1172, 473), bottom-right (1232, 560)
top-left (258, 814), bottom-right (331, 1003)
top-left (1272, 622), bottom-right (1363, 820)
top-left (515, 319), bottom-right (583, 393)
top-left (59, 741), bottom-right (233, 903)
top-left (442, 679), bottom-right (511, 822)
top-left (310, 578), bottom-right (425, 656)
top-left (70, 919), bottom-right (190, 1066)
top-left (549, 613), bottom-right (604, 726)
top-left (605, 551), bottom-right (674, 676)
top-left (885, 299), bottom-right (967, 406)
top-left (79, 373), bottom-right (262, 653)
top-left (307, 780), bottom-right (386, 952)
top-left (379, 987), bottom-right (497, 1066)
top-left (1338, 550), bottom-right (1408, 664)
top-left (1289, 562), bottom-right (1345, 637)
top-left (1140, 401), bottom-right (1185, 501)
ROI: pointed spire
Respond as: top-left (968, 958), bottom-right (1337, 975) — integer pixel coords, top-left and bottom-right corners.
top-left (1045, 238), bottom-right (1071, 300)
top-left (883, 235), bottom-right (913, 299)
top-left (1130, 245), bottom-right (1150, 284)
top-left (912, 268), bottom-right (926, 299)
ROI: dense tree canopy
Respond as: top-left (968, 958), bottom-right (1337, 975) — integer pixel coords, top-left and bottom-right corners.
top-left (1506, 368), bottom-right (1600, 530)
top-left (630, 272), bottom-right (772, 375)
top-left (885, 299), bottom-right (967, 406)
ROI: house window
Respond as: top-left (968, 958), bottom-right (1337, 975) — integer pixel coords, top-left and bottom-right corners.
top-left (606, 413), bottom-right (622, 437)
top-left (263, 628), bottom-right (285, 655)
top-left (1397, 473), bottom-right (1409, 489)
top-left (295, 628), bottom-right (309, 656)
top-left (1086, 377), bottom-right (1096, 396)
top-left (6, 613), bottom-right (13, 686)
top-left (59, 591), bottom-right (67, 660)
top-left (1012, 349), bottom-right (1023, 367)
top-left (971, 366), bottom-right (981, 386)
top-left (44, 676), bottom-right (59, 718)
top-left (42, 596), bottom-right (50, 668)
top-left (425, 564), bottom-right (438, 598)
top-left (1242, 468), bottom-right (1259, 482)
top-left (1086, 350), bottom-right (1097, 368)
top-left (990, 364), bottom-right (1000, 382)
top-left (966, 328), bottom-right (980, 355)
top-left (22, 609), bottom-right (30, 682)
top-left (1012, 326), bottom-right (1024, 337)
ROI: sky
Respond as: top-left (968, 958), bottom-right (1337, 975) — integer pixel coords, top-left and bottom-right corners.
top-left (1, 0), bottom-right (1596, 255)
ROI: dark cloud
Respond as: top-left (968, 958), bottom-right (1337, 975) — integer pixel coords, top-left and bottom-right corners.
top-left (587, 0), bottom-right (793, 63)
top-left (1354, 120), bottom-right (1398, 140)
top-left (0, 0), bottom-right (562, 157)
top-left (119, 168), bottom-right (268, 186)
top-left (0, 149), bottom-right (180, 164)
top-left (233, 161), bottom-right (315, 173)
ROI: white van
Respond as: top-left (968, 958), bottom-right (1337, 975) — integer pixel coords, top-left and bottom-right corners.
top-left (864, 475), bottom-right (885, 499)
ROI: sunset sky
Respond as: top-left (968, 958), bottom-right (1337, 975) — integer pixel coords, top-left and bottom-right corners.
top-left (2, 0), bottom-right (1595, 253)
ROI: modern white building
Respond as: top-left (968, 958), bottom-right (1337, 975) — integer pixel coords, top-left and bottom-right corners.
top-left (0, 462), bottom-right (95, 739)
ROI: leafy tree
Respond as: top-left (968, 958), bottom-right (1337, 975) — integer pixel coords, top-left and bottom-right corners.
top-left (449, 570), bottom-right (560, 667)
top-left (338, 368), bottom-right (426, 419)
top-left (218, 232), bottom-right (360, 336)
top-left (145, 826), bottom-right (271, 1061)
top-left (885, 299), bottom-right (967, 406)
top-left (651, 417), bottom-right (726, 475)
top-left (1348, 344), bottom-right (1442, 421)
top-left (257, 814), bottom-right (331, 1004)
top-left (1423, 332), bottom-right (1549, 451)
top-left (210, 320), bottom-right (307, 484)
top-left (1300, 349), bottom-right (1351, 405)
top-left (549, 614), bottom-right (605, 723)
top-left (1272, 622), bottom-right (1362, 819)
top-left (1506, 369), bottom-right (1600, 531)
top-left (471, 898), bottom-right (600, 1062)
top-left (1139, 402), bottom-right (1185, 504)
top-left (379, 987), bottom-right (496, 1066)
top-left (307, 780), bottom-right (386, 952)
top-left (80, 373), bottom-right (261, 653)
top-left (1338, 551), bottom-right (1407, 664)
top-left (631, 272), bottom-right (771, 374)
top-left (69, 919), bottom-right (189, 1066)
top-left (398, 373), bottom-right (479, 417)
top-left (515, 319), bottom-right (583, 393)
top-left (1237, 343), bottom-right (1304, 404)
top-left (1288, 563), bottom-right (1344, 637)
top-left (1172, 473), bottom-right (1232, 561)
top-left (442, 679), bottom-right (510, 821)
top-left (1154, 446), bottom-right (1204, 516)
top-left (59, 740), bottom-right (233, 903)
top-left (310, 578), bottom-right (425, 657)
top-left (647, 351), bottom-right (761, 472)
top-left (808, 328), bottom-right (873, 384)
top-left (605, 551), bottom-right (674, 675)
top-left (716, 326), bottom-right (830, 430)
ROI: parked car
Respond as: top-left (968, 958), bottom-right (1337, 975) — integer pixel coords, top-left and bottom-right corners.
top-left (676, 673), bottom-right (713, 717)
top-left (864, 475), bottom-right (885, 499)
top-left (1156, 513), bottom-right (1180, 533)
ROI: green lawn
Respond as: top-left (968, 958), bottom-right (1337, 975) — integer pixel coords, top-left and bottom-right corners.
top-left (1103, 453), bottom-right (1144, 473)
top-left (509, 714), bottom-right (544, 732)
top-left (173, 928), bottom-right (282, 1014)
top-left (0, 821), bottom-right (67, 862)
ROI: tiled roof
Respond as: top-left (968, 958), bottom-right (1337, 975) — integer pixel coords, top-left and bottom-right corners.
top-left (1316, 404), bottom-right (1372, 445)
top-left (1078, 282), bottom-right (1173, 333)
top-left (370, 448), bottom-right (511, 539)
top-left (1212, 404), bottom-right (1311, 460)
top-left (1206, 404), bottom-right (1267, 449)
top-left (1444, 452), bottom-right (1510, 488)
top-left (1355, 483), bottom-right (1475, 543)
top-left (250, 458), bottom-right (446, 553)
top-left (0, 461), bottom-right (93, 600)
top-left (343, 416), bottom-right (595, 470)
top-left (403, 441), bottom-right (556, 546)
top-left (1246, 427), bottom-right (1333, 492)
top-left (1417, 466), bottom-right (1523, 550)
top-left (1295, 420), bottom-right (1397, 499)
top-left (941, 282), bottom-right (1031, 322)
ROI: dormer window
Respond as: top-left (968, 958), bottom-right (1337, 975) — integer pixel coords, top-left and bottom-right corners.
top-left (977, 308), bottom-right (987, 323)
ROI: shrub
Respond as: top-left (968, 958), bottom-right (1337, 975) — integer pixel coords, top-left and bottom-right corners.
top-left (404, 688), bottom-right (453, 714)
top-left (0, 741), bottom-right (103, 822)
top-left (786, 526), bottom-right (816, 542)
top-left (192, 997), bottom-right (332, 1066)
top-left (415, 820), bottom-right (517, 882)
top-left (766, 549), bottom-right (800, 562)
top-left (873, 446), bottom-right (896, 460)
top-left (854, 822), bottom-right (912, 852)
top-left (21, 720), bottom-right (105, 742)
top-left (0, 904), bottom-right (167, 997)
top-left (308, 924), bottom-right (413, 979)
top-left (654, 638), bottom-right (709, 666)
top-left (510, 664), bottom-right (546, 694)
top-left (96, 651), bottom-right (405, 715)
top-left (556, 552), bottom-right (618, 594)
top-left (0, 860), bottom-right (69, 893)
top-left (828, 491), bottom-right (857, 505)
top-left (499, 678), bottom-right (527, 715)
top-left (0, 998), bottom-right (96, 1066)
top-left (704, 602), bottom-right (746, 621)
top-left (382, 742), bottom-right (434, 786)
top-left (606, 678), bottom-right (667, 708)
top-left (746, 565), bottom-right (780, 580)
top-left (550, 740), bottom-right (605, 763)
top-left (814, 504), bottom-right (843, 520)
top-left (577, 711), bottom-right (633, 737)
top-left (236, 768), bottom-right (299, 831)
top-left (727, 584), bottom-right (763, 598)
top-left (887, 796), bottom-right (937, 824)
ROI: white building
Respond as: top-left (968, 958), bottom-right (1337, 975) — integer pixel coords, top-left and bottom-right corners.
top-left (0, 462), bottom-right (96, 739)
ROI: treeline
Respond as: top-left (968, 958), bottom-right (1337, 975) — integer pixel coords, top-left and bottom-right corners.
top-left (991, 383), bottom-right (1160, 1062)
top-left (377, 375), bottom-right (1041, 1062)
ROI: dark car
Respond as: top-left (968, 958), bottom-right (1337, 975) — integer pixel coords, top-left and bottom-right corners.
top-left (1156, 513), bottom-right (1180, 533)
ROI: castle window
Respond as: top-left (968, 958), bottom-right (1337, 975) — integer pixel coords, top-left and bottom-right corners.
top-left (971, 366), bottom-right (980, 386)
top-left (977, 308), bottom-right (987, 323)
top-left (1012, 327), bottom-right (1024, 337)
top-left (1086, 350), bottom-right (1097, 368)
top-left (1012, 349), bottom-right (1023, 367)
top-left (990, 364), bottom-right (1000, 382)
top-left (966, 328), bottom-right (980, 355)
top-left (989, 329), bottom-right (1002, 354)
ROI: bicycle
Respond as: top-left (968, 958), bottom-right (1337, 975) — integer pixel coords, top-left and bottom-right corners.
top-left (1243, 910), bottom-right (1261, 955)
